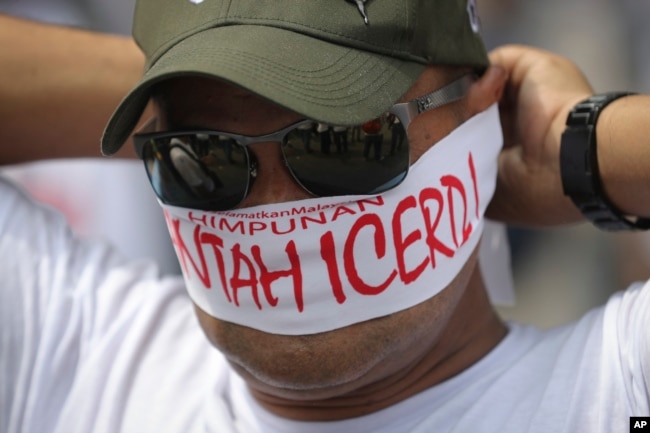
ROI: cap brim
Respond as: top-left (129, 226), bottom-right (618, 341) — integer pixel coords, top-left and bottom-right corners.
top-left (102, 24), bottom-right (426, 155)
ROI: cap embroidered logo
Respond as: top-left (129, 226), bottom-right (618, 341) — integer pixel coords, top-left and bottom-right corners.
top-left (347, 0), bottom-right (370, 25)
top-left (467, 0), bottom-right (481, 33)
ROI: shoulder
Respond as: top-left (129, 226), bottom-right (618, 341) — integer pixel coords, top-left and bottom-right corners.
top-left (603, 280), bottom-right (650, 396)
top-left (0, 175), bottom-right (216, 432)
top-left (0, 172), bottom-right (192, 349)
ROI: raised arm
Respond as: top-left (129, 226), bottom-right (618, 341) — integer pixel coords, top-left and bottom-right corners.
top-left (487, 44), bottom-right (650, 227)
top-left (0, 14), bottom-right (144, 164)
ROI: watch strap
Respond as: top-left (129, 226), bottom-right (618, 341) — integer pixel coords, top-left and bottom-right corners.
top-left (560, 92), bottom-right (650, 231)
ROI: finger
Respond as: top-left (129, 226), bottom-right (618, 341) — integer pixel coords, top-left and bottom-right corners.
top-left (466, 64), bottom-right (508, 115)
top-left (488, 44), bottom-right (546, 87)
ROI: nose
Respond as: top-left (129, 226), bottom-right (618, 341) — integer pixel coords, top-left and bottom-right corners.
top-left (238, 141), bottom-right (313, 208)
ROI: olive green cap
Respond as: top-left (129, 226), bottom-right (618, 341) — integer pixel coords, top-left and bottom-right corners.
top-left (102, 0), bottom-right (488, 155)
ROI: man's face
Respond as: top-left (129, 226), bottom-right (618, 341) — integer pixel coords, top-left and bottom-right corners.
top-left (151, 67), bottom-right (489, 403)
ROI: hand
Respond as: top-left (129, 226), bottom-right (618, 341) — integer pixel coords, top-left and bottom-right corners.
top-left (486, 44), bottom-right (594, 226)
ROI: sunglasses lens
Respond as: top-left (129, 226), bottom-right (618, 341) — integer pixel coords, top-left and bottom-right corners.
top-left (282, 119), bottom-right (409, 196)
top-left (140, 133), bottom-right (250, 210)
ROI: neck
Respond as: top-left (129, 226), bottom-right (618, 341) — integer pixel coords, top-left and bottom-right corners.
top-left (248, 267), bottom-right (508, 421)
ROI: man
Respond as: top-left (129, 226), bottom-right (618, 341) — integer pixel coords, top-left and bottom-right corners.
top-left (2, 2), bottom-right (649, 433)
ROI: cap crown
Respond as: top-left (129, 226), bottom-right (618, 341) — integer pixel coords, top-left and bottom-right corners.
top-left (134, 0), bottom-right (488, 70)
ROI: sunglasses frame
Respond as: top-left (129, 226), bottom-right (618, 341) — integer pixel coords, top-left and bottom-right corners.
top-left (133, 73), bottom-right (476, 209)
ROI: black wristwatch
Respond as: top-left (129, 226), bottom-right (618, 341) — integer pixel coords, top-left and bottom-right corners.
top-left (560, 92), bottom-right (650, 231)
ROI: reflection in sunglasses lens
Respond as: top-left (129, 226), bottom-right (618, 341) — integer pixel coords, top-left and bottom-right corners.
top-left (282, 119), bottom-right (408, 196)
top-left (142, 134), bottom-right (250, 210)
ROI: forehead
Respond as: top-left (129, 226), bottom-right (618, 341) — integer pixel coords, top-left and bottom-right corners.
top-left (153, 76), bottom-right (304, 131)
top-left (155, 76), bottom-right (292, 113)
top-left (153, 65), bottom-right (461, 125)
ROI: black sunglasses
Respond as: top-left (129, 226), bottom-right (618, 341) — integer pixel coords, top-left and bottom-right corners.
top-left (133, 74), bottom-right (474, 211)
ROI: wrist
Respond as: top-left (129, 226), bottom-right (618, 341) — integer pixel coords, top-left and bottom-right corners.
top-left (559, 92), bottom-right (650, 231)
top-left (597, 95), bottom-right (650, 218)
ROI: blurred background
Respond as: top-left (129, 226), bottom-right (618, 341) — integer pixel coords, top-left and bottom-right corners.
top-left (1, 0), bottom-right (648, 328)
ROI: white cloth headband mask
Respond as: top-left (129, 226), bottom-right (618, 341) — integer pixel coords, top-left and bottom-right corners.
top-left (161, 104), bottom-right (505, 335)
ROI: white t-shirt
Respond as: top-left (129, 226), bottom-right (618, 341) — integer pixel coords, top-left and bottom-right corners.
top-left (1, 177), bottom-right (649, 433)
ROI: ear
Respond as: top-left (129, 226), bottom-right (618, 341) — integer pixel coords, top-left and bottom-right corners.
top-left (465, 66), bottom-right (507, 117)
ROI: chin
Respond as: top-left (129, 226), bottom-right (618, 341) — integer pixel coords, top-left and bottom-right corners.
top-left (192, 274), bottom-right (467, 400)
top-left (195, 306), bottom-right (394, 392)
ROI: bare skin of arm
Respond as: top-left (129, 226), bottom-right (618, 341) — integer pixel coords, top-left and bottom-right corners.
top-left (488, 44), bottom-right (650, 227)
top-left (597, 94), bottom-right (650, 219)
top-left (0, 14), bottom-right (144, 164)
